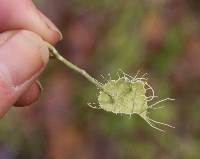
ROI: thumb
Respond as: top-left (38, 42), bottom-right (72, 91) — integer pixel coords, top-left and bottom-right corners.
top-left (0, 30), bottom-right (49, 117)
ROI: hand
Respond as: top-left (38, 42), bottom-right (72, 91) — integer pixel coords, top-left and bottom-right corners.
top-left (0, 0), bottom-right (62, 117)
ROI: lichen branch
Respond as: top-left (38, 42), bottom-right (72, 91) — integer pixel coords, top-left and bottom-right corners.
top-left (46, 42), bottom-right (103, 89)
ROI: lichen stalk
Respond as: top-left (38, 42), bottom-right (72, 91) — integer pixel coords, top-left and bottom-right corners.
top-left (46, 42), bottom-right (103, 89)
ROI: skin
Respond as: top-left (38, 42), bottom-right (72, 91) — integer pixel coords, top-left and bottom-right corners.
top-left (0, 0), bottom-right (62, 118)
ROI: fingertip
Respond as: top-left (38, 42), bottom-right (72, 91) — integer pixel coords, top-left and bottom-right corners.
top-left (37, 11), bottom-right (63, 44)
top-left (0, 0), bottom-right (62, 44)
top-left (0, 30), bottom-right (50, 86)
top-left (14, 80), bottom-right (42, 107)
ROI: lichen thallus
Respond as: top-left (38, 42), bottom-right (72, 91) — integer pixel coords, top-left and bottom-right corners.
top-left (47, 42), bottom-right (175, 132)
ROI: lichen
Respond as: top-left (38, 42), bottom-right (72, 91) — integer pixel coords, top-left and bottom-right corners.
top-left (90, 72), bottom-right (175, 132)
top-left (47, 43), bottom-right (174, 132)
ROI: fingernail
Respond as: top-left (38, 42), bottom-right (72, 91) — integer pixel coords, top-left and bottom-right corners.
top-left (35, 80), bottom-right (43, 91)
top-left (0, 30), bottom-right (49, 86)
top-left (38, 12), bottom-right (63, 41)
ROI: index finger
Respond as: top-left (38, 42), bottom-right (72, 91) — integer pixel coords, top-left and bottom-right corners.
top-left (0, 0), bottom-right (62, 44)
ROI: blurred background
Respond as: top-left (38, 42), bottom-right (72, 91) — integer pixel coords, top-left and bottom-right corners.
top-left (1, 0), bottom-right (200, 158)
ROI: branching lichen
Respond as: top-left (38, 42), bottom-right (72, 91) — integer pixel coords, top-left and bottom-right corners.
top-left (47, 42), bottom-right (175, 132)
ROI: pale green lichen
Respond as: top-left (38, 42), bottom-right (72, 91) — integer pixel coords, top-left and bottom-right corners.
top-left (90, 73), bottom-right (175, 132)
top-left (47, 43), bottom-right (175, 132)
